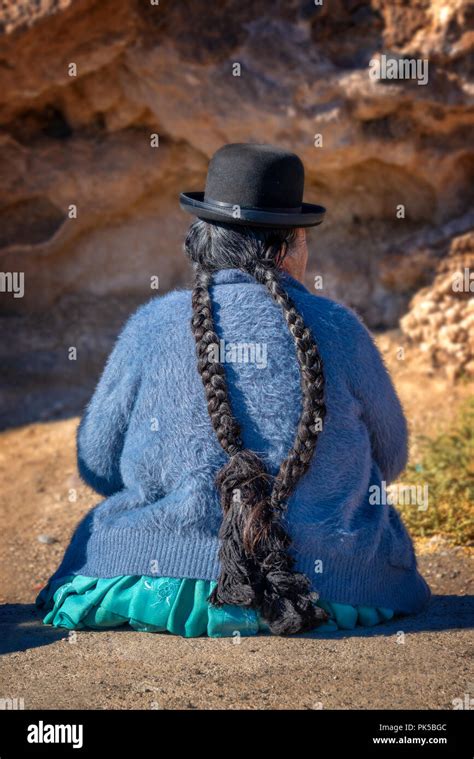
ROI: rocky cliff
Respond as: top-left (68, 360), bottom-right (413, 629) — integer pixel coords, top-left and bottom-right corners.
top-left (401, 231), bottom-right (474, 380)
top-left (0, 0), bottom-right (472, 425)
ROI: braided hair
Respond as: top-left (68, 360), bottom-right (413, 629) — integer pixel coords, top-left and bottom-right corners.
top-left (184, 219), bottom-right (328, 635)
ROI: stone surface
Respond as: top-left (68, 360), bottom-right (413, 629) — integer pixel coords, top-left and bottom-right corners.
top-left (401, 232), bottom-right (474, 381)
top-left (0, 0), bottom-right (473, 324)
top-left (0, 0), bottom-right (473, 427)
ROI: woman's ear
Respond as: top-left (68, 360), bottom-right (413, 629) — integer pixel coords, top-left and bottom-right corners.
top-left (282, 228), bottom-right (308, 282)
top-left (296, 227), bottom-right (306, 246)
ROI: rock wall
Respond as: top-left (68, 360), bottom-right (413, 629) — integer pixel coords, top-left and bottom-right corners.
top-left (0, 0), bottom-right (473, 427)
top-left (0, 0), bottom-right (473, 326)
top-left (401, 231), bottom-right (474, 381)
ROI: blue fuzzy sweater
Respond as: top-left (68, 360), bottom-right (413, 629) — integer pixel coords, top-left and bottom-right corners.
top-left (50, 268), bottom-right (430, 614)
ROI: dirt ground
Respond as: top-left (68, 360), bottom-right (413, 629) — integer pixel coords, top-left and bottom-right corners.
top-left (0, 332), bottom-right (472, 709)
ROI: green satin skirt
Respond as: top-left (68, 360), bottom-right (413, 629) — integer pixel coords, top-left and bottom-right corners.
top-left (36, 574), bottom-right (395, 637)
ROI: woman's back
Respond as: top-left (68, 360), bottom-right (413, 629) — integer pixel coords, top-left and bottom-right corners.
top-left (60, 266), bottom-right (430, 616)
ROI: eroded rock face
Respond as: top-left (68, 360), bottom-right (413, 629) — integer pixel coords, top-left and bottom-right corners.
top-left (401, 232), bottom-right (474, 381)
top-left (0, 0), bottom-right (472, 326)
top-left (0, 0), bottom-right (472, 427)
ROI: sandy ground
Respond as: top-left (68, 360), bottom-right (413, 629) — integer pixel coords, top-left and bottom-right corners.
top-left (0, 332), bottom-right (472, 709)
top-left (0, 549), bottom-right (473, 710)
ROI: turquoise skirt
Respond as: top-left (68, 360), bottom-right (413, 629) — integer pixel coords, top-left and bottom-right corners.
top-left (36, 574), bottom-right (395, 637)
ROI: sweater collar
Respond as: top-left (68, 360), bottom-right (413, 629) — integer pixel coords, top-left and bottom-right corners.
top-left (211, 268), bottom-right (309, 294)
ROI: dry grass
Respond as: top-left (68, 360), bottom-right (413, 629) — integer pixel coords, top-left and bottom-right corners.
top-left (398, 397), bottom-right (474, 546)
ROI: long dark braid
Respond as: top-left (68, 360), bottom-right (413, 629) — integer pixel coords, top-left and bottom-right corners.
top-left (186, 220), bottom-right (328, 634)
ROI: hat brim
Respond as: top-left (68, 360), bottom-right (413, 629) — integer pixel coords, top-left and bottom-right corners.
top-left (179, 192), bottom-right (325, 228)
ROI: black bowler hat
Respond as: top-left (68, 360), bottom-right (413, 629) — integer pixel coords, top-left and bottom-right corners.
top-left (179, 143), bottom-right (326, 228)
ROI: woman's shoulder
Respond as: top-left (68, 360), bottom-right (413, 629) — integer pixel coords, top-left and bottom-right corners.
top-left (110, 289), bottom-right (192, 357)
top-left (288, 281), bottom-right (370, 339)
top-left (128, 287), bottom-right (192, 326)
